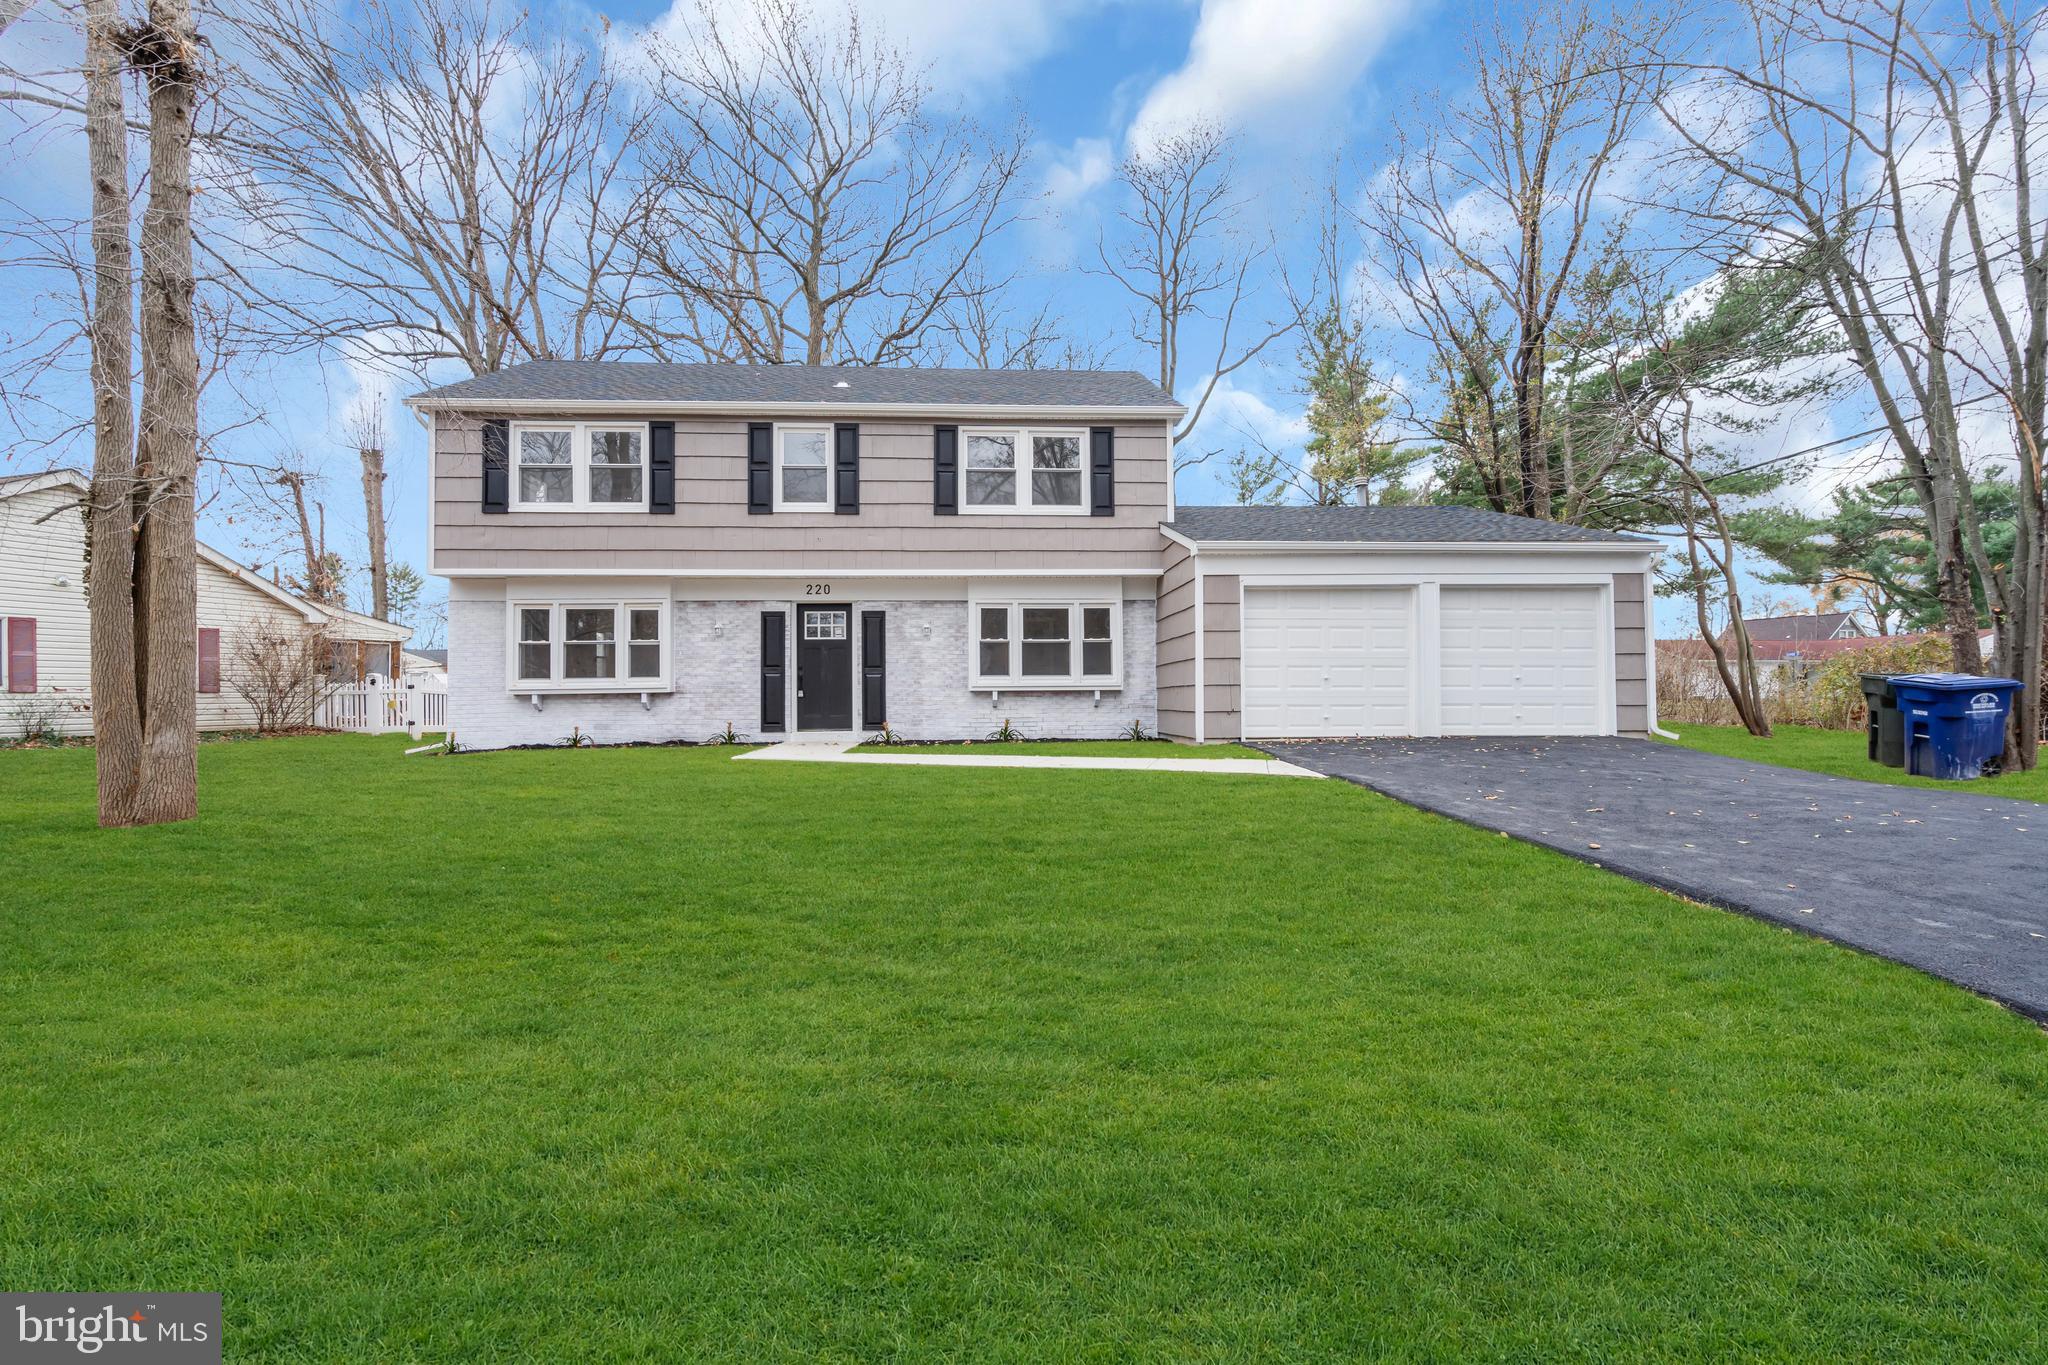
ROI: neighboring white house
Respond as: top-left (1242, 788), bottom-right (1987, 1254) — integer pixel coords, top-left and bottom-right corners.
top-left (1, 469), bottom-right (411, 738)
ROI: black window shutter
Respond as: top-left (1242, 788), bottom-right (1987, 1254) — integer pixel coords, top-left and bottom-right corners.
top-left (1090, 426), bottom-right (1115, 517)
top-left (649, 421), bottom-right (676, 514)
top-left (933, 424), bottom-right (958, 514)
top-left (747, 422), bottom-right (773, 514)
top-left (760, 611), bottom-right (786, 732)
top-left (834, 423), bottom-right (860, 514)
top-left (481, 420), bottom-right (510, 514)
top-left (861, 610), bottom-right (885, 727)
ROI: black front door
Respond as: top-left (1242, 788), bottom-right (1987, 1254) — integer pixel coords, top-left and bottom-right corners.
top-left (796, 606), bottom-right (853, 730)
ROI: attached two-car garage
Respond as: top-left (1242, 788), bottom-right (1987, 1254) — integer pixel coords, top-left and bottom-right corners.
top-left (1158, 507), bottom-right (1660, 743)
top-left (1239, 583), bottom-right (1608, 738)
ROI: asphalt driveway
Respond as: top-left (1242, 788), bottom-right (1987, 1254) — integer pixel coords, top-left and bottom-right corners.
top-left (1257, 737), bottom-right (2048, 1021)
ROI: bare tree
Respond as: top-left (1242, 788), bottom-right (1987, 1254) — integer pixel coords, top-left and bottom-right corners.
top-left (81, 0), bottom-right (143, 824)
top-left (73, 0), bottom-right (205, 826)
top-left (935, 267), bottom-right (1108, 370)
top-left (1359, 0), bottom-right (1670, 519)
top-left (1661, 0), bottom-right (2045, 766)
top-left (349, 404), bottom-right (389, 619)
top-left (228, 622), bottom-right (332, 731)
top-left (218, 0), bottom-right (648, 375)
top-left (623, 0), bottom-right (1029, 367)
top-left (1093, 123), bottom-right (1293, 465)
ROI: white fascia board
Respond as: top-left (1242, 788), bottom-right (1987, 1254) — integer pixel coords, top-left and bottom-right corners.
top-left (406, 397), bottom-right (1186, 423)
top-left (0, 469), bottom-right (90, 502)
top-left (1176, 538), bottom-right (1659, 557)
top-left (1157, 523), bottom-right (1201, 552)
top-left (435, 566), bottom-right (1167, 580)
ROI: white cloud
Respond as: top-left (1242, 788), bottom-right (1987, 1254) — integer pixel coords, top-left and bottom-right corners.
top-left (1129, 0), bottom-right (1416, 148)
top-left (1045, 136), bottom-right (1115, 205)
top-left (636, 0), bottom-right (1110, 103)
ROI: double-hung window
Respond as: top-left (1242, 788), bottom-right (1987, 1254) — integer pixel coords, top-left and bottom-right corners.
top-left (960, 427), bottom-right (1087, 514)
top-left (775, 425), bottom-right (833, 510)
top-left (508, 600), bottom-right (670, 691)
top-left (970, 601), bottom-right (1119, 688)
top-left (512, 422), bottom-right (649, 510)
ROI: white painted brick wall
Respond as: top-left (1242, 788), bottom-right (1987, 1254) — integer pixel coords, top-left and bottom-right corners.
top-left (866, 599), bottom-right (1157, 741)
top-left (447, 596), bottom-right (1158, 749)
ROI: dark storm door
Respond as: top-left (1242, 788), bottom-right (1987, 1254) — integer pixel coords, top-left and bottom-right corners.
top-left (796, 606), bottom-right (854, 730)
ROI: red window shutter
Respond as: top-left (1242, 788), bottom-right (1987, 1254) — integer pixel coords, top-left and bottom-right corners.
top-left (197, 627), bottom-right (221, 694)
top-left (5, 618), bottom-right (34, 693)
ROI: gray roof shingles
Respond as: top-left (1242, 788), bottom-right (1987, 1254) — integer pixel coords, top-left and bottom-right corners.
top-left (1164, 504), bottom-right (1655, 545)
top-left (409, 361), bottom-right (1180, 410)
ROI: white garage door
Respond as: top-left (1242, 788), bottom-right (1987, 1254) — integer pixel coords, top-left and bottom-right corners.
top-left (1440, 585), bottom-right (1607, 735)
top-left (1241, 586), bottom-right (1416, 738)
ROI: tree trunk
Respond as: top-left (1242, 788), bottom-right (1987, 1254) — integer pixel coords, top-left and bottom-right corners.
top-left (126, 0), bottom-right (203, 825)
top-left (359, 443), bottom-right (388, 619)
top-left (82, 0), bottom-right (141, 827)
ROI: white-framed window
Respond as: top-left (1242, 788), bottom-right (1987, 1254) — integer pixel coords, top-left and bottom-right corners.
top-left (959, 427), bottom-right (1088, 514)
top-left (968, 600), bottom-right (1119, 688)
top-left (802, 609), bottom-right (847, 640)
top-left (775, 424), bottom-right (833, 511)
top-left (506, 600), bottom-right (670, 691)
top-left (511, 421), bottom-right (651, 511)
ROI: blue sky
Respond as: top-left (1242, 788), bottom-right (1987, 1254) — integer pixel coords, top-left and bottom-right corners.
top-left (3, 0), bottom-right (1840, 642)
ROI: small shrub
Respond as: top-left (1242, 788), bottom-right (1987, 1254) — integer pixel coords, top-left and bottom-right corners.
top-left (867, 722), bottom-right (909, 746)
top-left (1808, 635), bottom-right (1952, 726)
top-left (986, 718), bottom-right (1026, 743)
top-left (5, 692), bottom-right (71, 746)
top-left (1121, 718), bottom-right (1155, 742)
top-left (711, 721), bottom-right (746, 745)
top-left (560, 725), bottom-right (594, 748)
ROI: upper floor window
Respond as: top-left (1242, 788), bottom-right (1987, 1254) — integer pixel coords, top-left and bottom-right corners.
top-left (961, 427), bottom-right (1087, 514)
top-left (776, 425), bottom-right (832, 511)
top-left (513, 422), bottom-right (648, 510)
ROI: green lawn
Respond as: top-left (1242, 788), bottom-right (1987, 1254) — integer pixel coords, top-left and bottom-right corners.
top-left (3, 736), bottom-right (2045, 1360)
top-left (1663, 721), bottom-right (2048, 803)
top-left (851, 738), bottom-right (1269, 758)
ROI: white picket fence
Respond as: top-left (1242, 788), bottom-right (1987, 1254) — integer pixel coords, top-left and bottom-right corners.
top-left (315, 676), bottom-right (448, 735)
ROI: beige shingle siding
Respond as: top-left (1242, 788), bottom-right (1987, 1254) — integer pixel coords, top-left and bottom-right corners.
top-left (1156, 538), bottom-right (1195, 739)
top-left (1614, 572), bottom-right (1650, 735)
top-left (433, 415), bottom-right (1175, 576)
top-left (1203, 575), bottom-right (1242, 741)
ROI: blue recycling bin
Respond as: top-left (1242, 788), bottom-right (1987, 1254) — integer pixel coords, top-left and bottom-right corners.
top-left (1887, 673), bottom-right (2025, 780)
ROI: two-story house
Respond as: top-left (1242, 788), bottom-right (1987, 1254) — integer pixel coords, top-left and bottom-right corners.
top-left (409, 363), bottom-right (1662, 749)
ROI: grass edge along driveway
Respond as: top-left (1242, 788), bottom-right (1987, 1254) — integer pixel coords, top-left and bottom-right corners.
top-left (1663, 720), bottom-right (2048, 802)
top-left (3, 734), bottom-right (2045, 1361)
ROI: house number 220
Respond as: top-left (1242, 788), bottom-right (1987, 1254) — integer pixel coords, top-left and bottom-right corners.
top-left (804, 583), bottom-right (832, 596)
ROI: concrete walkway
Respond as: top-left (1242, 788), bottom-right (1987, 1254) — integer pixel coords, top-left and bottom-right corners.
top-left (1259, 736), bottom-right (2047, 1020)
top-left (738, 740), bottom-right (1323, 778)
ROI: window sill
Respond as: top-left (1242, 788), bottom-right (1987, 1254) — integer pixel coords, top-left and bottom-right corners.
top-left (959, 505), bottom-right (1091, 517)
top-left (508, 503), bottom-right (651, 514)
top-left (507, 682), bottom-right (674, 696)
top-left (971, 680), bottom-right (1122, 693)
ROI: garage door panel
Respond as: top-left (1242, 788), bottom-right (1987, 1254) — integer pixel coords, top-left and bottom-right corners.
top-left (1241, 586), bottom-right (1416, 738)
top-left (1441, 585), bottom-right (1606, 735)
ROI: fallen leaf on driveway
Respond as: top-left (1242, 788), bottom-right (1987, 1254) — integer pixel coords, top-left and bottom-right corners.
top-left (1587, 842), bottom-right (1602, 850)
